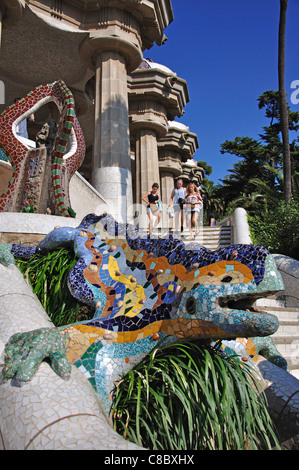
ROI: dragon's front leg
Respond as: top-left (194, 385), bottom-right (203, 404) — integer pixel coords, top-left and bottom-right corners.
top-left (2, 328), bottom-right (72, 386)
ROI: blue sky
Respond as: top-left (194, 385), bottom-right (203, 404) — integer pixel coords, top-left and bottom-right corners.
top-left (146, 0), bottom-right (299, 184)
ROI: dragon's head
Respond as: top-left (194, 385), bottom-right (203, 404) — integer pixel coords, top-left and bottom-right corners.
top-left (80, 214), bottom-right (284, 343)
top-left (161, 252), bottom-right (283, 341)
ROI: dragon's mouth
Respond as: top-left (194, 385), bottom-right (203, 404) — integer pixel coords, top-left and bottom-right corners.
top-left (216, 290), bottom-right (280, 337)
top-left (218, 294), bottom-right (270, 315)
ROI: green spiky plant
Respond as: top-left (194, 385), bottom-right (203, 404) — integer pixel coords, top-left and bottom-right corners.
top-left (16, 247), bottom-right (93, 327)
top-left (112, 341), bottom-right (280, 450)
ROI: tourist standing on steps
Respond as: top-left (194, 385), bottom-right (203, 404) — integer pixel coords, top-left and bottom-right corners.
top-left (209, 212), bottom-right (216, 227)
top-left (185, 182), bottom-right (203, 239)
top-left (142, 183), bottom-right (162, 234)
top-left (168, 178), bottom-right (186, 237)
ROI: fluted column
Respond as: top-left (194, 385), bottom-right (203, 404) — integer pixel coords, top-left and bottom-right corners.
top-left (159, 158), bottom-right (182, 202)
top-left (158, 121), bottom-right (200, 193)
top-left (135, 128), bottom-right (161, 201)
top-left (128, 62), bottom-right (190, 211)
top-left (160, 172), bottom-right (175, 205)
top-left (91, 51), bottom-right (133, 222)
top-left (158, 152), bottom-right (182, 230)
top-left (129, 98), bottom-right (168, 204)
top-left (79, 13), bottom-right (143, 222)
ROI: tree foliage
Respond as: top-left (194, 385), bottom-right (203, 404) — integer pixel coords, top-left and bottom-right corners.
top-left (202, 90), bottom-right (299, 259)
top-left (215, 91), bottom-right (299, 213)
top-left (249, 199), bottom-right (299, 260)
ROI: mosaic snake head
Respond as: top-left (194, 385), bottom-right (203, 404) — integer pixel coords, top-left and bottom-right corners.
top-left (166, 252), bottom-right (282, 340)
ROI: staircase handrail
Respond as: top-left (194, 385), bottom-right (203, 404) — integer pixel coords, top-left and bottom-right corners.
top-left (217, 207), bottom-right (252, 245)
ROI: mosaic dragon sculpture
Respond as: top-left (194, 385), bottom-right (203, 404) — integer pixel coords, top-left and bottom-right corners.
top-left (0, 213), bottom-right (286, 416)
top-left (0, 80), bottom-right (85, 216)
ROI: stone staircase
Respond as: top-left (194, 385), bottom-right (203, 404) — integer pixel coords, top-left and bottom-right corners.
top-left (155, 225), bottom-right (233, 250)
top-left (183, 226), bottom-right (233, 249)
top-left (155, 222), bottom-right (299, 379)
top-left (188, 227), bottom-right (299, 378)
top-left (258, 305), bottom-right (299, 379)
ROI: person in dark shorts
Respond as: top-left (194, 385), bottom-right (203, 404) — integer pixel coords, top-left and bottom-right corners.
top-left (142, 183), bottom-right (162, 233)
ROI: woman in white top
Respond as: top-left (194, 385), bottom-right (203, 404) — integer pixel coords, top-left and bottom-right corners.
top-left (185, 182), bottom-right (203, 239)
top-left (168, 178), bottom-right (186, 235)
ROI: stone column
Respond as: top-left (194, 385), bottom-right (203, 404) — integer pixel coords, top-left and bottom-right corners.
top-left (159, 152), bottom-right (182, 230)
top-left (160, 172), bottom-right (173, 204)
top-left (128, 63), bottom-right (190, 214)
top-left (158, 121), bottom-right (200, 194)
top-left (79, 9), bottom-right (143, 222)
top-left (135, 128), bottom-right (161, 200)
top-left (159, 165), bottom-right (181, 203)
top-left (133, 126), bottom-right (162, 231)
top-left (157, 122), bottom-right (200, 230)
top-left (92, 51), bottom-right (133, 222)
top-left (129, 97), bottom-right (168, 205)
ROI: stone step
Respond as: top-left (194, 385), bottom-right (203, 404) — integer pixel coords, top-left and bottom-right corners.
top-left (180, 226), bottom-right (233, 248)
top-left (272, 333), bottom-right (299, 343)
top-left (255, 298), bottom-right (287, 308)
top-left (275, 320), bottom-right (299, 335)
top-left (160, 226), bottom-right (232, 233)
top-left (260, 307), bottom-right (299, 322)
top-left (150, 226), bottom-right (233, 250)
top-left (271, 332), bottom-right (299, 363)
top-left (253, 306), bottom-right (299, 378)
top-left (183, 227), bottom-right (232, 235)
top-left (195, 235), bottom-right (232, 243)
top-left (200, 229), bottom-right (232, 234)
top-left (271, 337), bottom-right (299, 365)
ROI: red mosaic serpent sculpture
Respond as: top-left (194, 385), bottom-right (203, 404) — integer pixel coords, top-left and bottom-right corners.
top-left (0, 80), bottom-right (85, 216)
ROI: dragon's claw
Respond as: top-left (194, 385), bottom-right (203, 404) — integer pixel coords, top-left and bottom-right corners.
top-left (2, 328), bottom-right (72, 384)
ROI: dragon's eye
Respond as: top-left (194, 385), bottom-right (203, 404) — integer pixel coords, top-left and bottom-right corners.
top-left (186, 296), bottom-right (196, 315)
top-left (221, 275), bottom-right (233, 283)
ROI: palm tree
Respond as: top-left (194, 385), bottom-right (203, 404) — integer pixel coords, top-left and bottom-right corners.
top-left (278, 0), bottom-right (292, 203)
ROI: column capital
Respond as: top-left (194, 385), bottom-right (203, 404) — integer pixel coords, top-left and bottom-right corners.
top-left (130, 121), bottom-right (168, 140)
top-left (80, 32), bottom-right (143, 73)
top-left (180, 161), bottom-right (204, 187)
top-left (128, 65), bottom-right (189, 120)
top-left (158, 121), bottom-right (199, 161)
top-left (78, 6), bottom-right (145, 73)
top-left (129, 103), bottom-right (168, 140)
top-left (26, 1), bottom-right (173, 49)
top-left (159, 155), bottom-right (182, 177)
